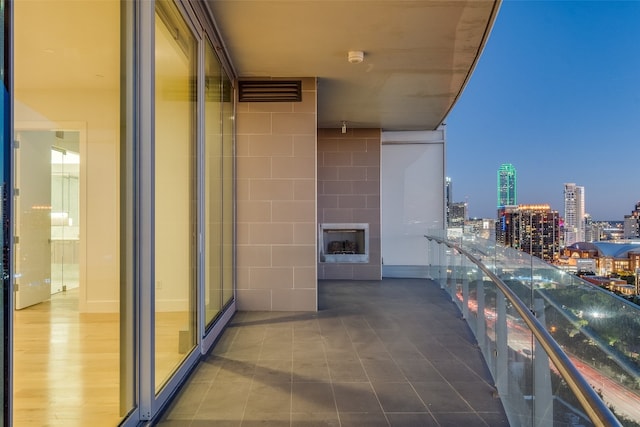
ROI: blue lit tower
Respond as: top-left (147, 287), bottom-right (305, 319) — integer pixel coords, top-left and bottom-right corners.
top-left (497, 163), bottom-right (517, 207)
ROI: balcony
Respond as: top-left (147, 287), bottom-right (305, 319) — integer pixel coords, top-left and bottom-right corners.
top-left (156, 278), bottom-right (508, 425)
top-left (157, 231), bottom-right (634, 426)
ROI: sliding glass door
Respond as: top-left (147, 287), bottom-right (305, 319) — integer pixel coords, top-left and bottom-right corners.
top-left (5, 0), bottom-right (235, 423)
top-left (154, 0), bottom-right (197, 390)
top-left (204, 39), bottom-right (223, 327)
top-left (12, 1), bottom-right (130, 425)
top-left (204, 35), bottom-right (235, 331)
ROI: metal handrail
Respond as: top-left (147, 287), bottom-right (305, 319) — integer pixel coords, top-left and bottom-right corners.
top-left (425, 234), bottom-right (622, 427)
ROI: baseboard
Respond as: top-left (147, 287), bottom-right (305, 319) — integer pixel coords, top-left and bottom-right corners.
top-left (382, 265), bottom-right (430, 279)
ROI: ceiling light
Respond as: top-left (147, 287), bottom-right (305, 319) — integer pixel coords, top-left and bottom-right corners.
top-left (348, 51), bottom-right (364, 64)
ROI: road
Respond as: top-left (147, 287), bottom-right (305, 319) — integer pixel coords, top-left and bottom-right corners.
top-left (570, 357), bottom-right (640, 421)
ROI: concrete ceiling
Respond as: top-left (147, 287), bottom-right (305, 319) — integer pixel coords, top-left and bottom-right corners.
top-left (207, 0), bottom-right (501, 131)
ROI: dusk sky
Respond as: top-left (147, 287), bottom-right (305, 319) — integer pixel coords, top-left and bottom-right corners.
top-left (446, 0), bottom-right (640, 221)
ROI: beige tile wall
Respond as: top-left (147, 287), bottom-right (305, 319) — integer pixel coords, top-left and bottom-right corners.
top-left (317, 128), bottom-right (382, 280)
top-left (236, 78), bottom-right (318, 311)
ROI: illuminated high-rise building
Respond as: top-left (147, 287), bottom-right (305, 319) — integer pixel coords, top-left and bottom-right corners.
top-left (449, 202), bottom-right (467, 228)
top-left (497, 163), bottom-right (517, 207)
top-left (564, 183), bottom-right (585, 245)
top-left (496, 204), bottom-right (560, 261)
top-left (584, 214), bottom-right (597, 242)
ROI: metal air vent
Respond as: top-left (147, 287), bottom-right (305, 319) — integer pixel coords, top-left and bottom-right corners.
top-left (238, 80), bottom-right (302, 102)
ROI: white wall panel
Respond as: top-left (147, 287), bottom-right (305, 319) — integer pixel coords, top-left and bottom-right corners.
top-left (381, 131), bottom-right (445, 272)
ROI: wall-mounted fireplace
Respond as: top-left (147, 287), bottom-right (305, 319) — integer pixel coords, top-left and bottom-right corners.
top-left (319, 223), bottom-right (369, 263)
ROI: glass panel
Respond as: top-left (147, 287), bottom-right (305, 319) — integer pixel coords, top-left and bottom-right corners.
top-left (204, 39), bottom-right (222, 328)
top-left (51, 147), bottom-right (80, 294)
top-left (13, 0), bottom-right (125, 425)
top-left (428, 229), bottom-right (630, 425)
top-left (154, 0), bottom-right (197, 391)
top-left (221, 71), bottom-right (234, 306)
top-left (0, 0), bottom-right (8, 424)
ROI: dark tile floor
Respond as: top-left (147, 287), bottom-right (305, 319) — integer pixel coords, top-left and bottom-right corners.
top-left (155, 278), bottom-right (509, 426)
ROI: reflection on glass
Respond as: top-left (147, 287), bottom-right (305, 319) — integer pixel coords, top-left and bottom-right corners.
top-left (222, 72), bottom-right (234, 306)
top-left (154, 0), bottom-right (197, 391)
top-left (204, 39), bottom-right (222, 328)
top-left (13, 0), bottom-right (124, 425)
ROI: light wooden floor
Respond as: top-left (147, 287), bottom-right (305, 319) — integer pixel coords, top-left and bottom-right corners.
top-left (13, 289), bottom-right (121, 427)
top-left (13, 289), bottom-right (192, 426)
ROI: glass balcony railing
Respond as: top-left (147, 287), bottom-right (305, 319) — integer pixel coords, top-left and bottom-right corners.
top-left (425, 230), bottom-right (639, 427)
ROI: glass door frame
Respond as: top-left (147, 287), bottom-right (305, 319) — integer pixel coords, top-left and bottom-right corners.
top-left (195, 2), bottom-right (237, 353)
top-left (2, 0), bottom-right (11, 425)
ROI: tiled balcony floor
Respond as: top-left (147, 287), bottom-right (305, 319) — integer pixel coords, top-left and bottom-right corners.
top-left (155, 278), bottom-right (509, 426)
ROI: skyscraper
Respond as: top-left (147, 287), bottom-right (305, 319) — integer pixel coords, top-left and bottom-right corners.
top-left (564, 183), bottom-right (585, 246)
top-left (497, 163), bottom-right (517, 207)
top-left (496, 204), bottom-right (560, 261)
top-left (449, 202), bottom-right (468, 228)
top-left (623, 202), bottom-right (640, 239)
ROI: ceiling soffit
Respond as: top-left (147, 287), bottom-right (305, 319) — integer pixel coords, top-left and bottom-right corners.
top-left (207, 0), bottom-right (501, 131)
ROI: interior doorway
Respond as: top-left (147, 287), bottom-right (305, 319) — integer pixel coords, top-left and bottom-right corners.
top-left (51, 144), bottom-right (80, 294)
top-left (14, 129), bottom-right (81, 309)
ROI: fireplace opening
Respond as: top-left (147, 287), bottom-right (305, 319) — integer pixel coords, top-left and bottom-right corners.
top-left (319, 223), bottom-right (369, 263)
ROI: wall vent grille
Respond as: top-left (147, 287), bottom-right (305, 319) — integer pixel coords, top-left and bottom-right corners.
top-left (238, 80), bottom-right (302, 102)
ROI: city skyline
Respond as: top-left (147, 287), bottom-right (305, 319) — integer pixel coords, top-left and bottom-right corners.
top-left (448, 167), bottom-right (638, 223)
top-left (446, 0), bottom-right (640, 221)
